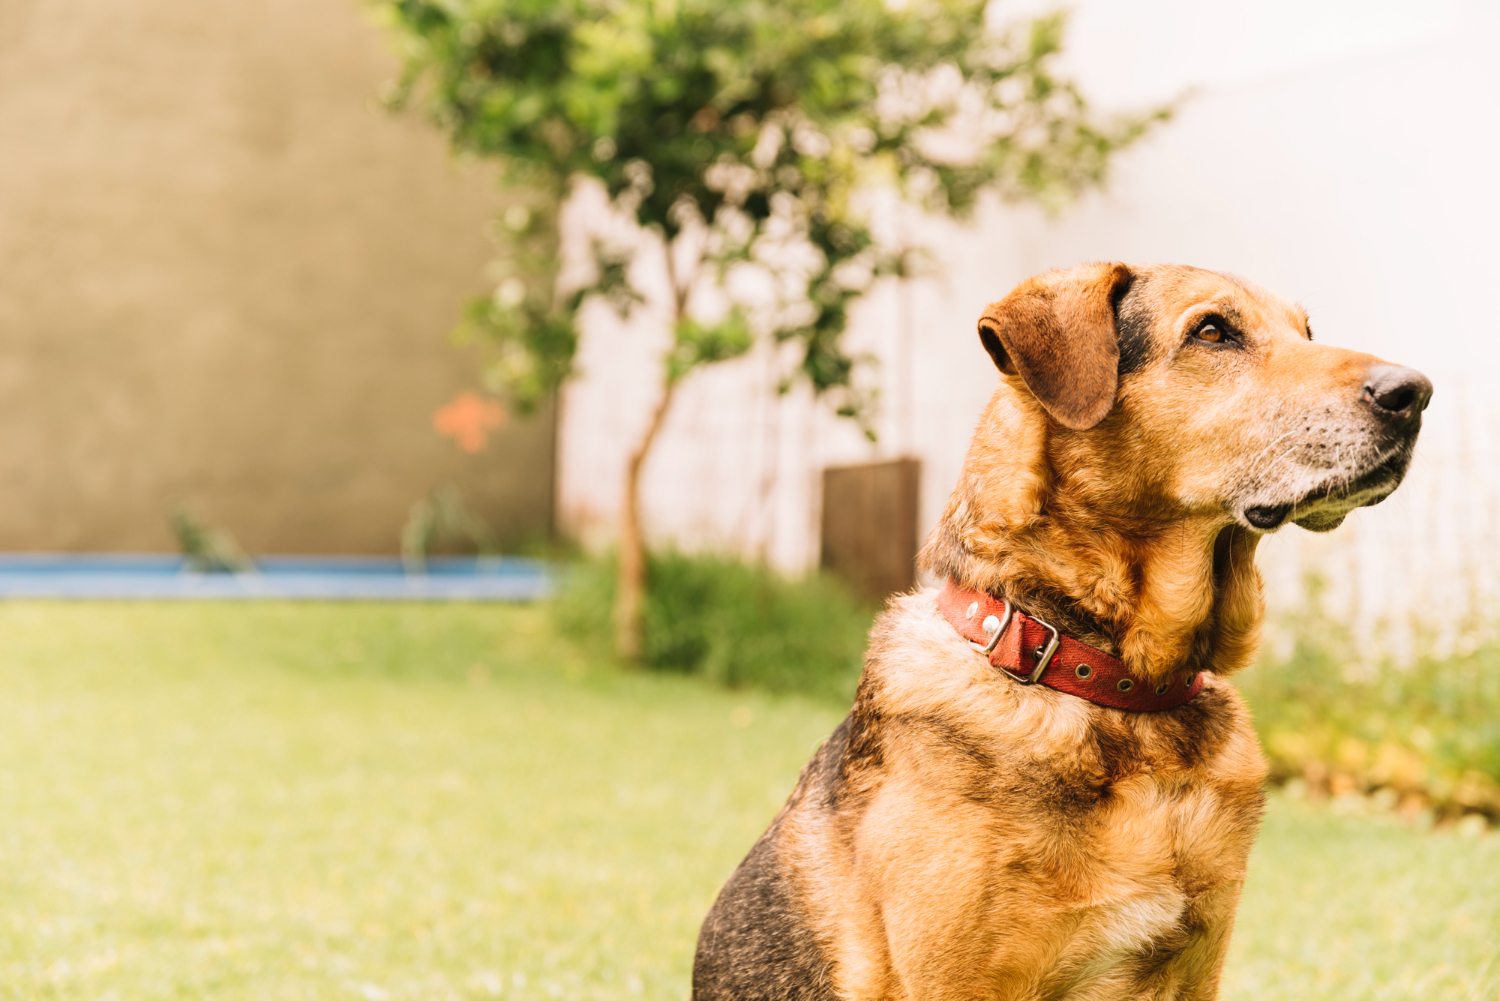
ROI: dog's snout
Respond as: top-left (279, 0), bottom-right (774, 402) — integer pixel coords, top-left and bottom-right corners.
top-left (1361, 364), bottom-right (1433, 418)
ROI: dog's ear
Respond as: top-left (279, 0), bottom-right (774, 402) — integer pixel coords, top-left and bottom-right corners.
top-left (977, 263), bottom-right (1133, 430)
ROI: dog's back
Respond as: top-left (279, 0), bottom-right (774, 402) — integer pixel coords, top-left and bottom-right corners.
top-left (693, 724), bottom-right (850, 1000)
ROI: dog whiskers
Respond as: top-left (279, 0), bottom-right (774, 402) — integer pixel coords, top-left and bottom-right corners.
top-left (1246, 430), bottom-right (1298, 479)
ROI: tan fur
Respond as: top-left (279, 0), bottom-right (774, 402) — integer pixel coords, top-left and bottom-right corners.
top-left (693, 264), bottom-right (1428, 1001)
top-left (924, 264), bottom-right (1402, 683)
top-left (778, 591), bottom-right (1266, 1000)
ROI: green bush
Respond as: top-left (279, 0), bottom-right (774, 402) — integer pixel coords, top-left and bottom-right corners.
top-left (1240, 581), bottom-right (1500, 822)
top-left (554, 552), bottom-right (875, 702)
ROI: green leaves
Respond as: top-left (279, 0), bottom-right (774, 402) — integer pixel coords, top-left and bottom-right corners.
top-left (668, 311), bottom-right (752, 385)
top-left (460, 294), bottom-right (578, 416)
top-left (377, 0), bottom-right (1168, 425)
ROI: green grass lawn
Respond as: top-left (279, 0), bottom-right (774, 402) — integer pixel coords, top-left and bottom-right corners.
top-left (0, 603), bottom-right (1494, 1000)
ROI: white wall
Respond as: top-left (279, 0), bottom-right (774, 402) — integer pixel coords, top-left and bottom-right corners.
top-left (557, 0), bottom-right (1500, 655)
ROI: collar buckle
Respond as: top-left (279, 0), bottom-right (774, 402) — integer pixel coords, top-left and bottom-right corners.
top-left (1020, 615), bottom-right (1061, 684)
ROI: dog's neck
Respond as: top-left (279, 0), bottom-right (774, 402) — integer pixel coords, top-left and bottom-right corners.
top-left (920, 391), bottom-right (1265, 682)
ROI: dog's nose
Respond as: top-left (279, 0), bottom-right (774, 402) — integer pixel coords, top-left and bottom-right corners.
top-left (1362, 364), bottom-right (1433, 418)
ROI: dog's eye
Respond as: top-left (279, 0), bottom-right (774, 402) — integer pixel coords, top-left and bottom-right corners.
top-left (1194, 323), bottom-right (1224, 343)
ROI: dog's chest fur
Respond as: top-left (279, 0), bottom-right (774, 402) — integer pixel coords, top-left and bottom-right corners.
top-left (716, 591), bottom-right (1268, 1000)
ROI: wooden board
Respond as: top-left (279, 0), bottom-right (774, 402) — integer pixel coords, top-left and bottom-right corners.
top-left (820, 458), bottom-right (920, 602)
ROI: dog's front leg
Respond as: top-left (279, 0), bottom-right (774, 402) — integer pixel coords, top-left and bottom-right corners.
top-left (1130, 879), bottom-right (1247, 1001)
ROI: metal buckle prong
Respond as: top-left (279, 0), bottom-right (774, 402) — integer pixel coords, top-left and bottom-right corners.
top-left (969, 600), bottom-right (1013, 658)
top-left (1022, 615), bottom-right (1061, 684)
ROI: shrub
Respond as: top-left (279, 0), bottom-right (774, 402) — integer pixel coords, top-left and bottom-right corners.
top-left (554, 552), bottom-right (875, 702)
top-left (1240, 581), bottom-right (1500, 824)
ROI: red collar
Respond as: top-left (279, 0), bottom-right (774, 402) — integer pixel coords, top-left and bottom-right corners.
top-left (938, 580), bottom-right (1204, 711)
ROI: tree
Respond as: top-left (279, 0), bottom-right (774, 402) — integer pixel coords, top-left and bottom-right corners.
top-left (376, 0), bottom-right (1167, 659)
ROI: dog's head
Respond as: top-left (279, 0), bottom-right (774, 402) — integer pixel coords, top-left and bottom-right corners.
top-left (927, 262), bottom-right (1430, 676)
top-left (975, 262), bottom-right (1430, 534)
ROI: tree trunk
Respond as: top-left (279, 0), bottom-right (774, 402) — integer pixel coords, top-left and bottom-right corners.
top-left (613, 377), bottom-right (678, 660)
top-left (612, 237), bottom-right (689, 661)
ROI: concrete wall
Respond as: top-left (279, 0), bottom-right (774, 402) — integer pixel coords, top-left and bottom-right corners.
top-left (0, 0), bottom-right (553, 553)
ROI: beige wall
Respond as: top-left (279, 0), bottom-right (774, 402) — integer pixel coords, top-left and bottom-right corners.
top-left (0, 0), bottom-right (553, 553)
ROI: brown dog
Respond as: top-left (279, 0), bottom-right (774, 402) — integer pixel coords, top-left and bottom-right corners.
top-left (693, 263), bottom-right (1430, 999)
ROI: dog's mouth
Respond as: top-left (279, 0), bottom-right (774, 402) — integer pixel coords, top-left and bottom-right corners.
top-left (1236, 445), bottom-right (1413, 533)
top-left (1242, 503), bottom-right (1295, 530)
